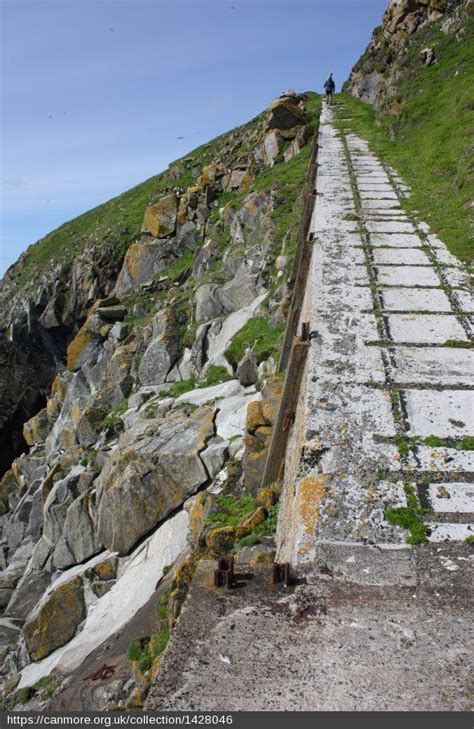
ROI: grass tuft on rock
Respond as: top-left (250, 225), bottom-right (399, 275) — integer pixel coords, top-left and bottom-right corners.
top-left (225, 316), bottom-right (284, 368)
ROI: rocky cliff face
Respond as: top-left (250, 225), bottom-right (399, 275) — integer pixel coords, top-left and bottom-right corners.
top-left (345, 0), bottom-right (471, 111)
top-left (0, 91), bottom-right (320, 709)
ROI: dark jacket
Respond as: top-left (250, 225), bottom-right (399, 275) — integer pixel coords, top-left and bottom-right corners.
top-left (324, 78), bottom-right (336, 93)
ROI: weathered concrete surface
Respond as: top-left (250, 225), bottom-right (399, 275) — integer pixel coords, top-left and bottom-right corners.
top-left (276, 104), bottom-right (474, 569)
top-left (146, 559), bottom-right (473, 711)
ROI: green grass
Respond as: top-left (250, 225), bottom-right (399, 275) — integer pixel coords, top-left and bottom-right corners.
top-left (224, 316), bottom-right (284, 368)
top-left (390, 434), bottom-right (474, 454)
top-left (202, 364), bottom-right (232, 387)
top-left (127, 637), bottom-right (148, 662)
top-left (7, 108), bottom-right (266, 290)
top-left (385, 483), bottom-right (428, 545)
top-left (206, 493), bottom-right (255, 529)
top-left (165, 365), bottom-right (232, 399)
top-left (101, 399), bottom-right (128, 428)
top-left (236, 503), bottom-right (279, 549)
top-left (336, 16), bottom-right (474, 266)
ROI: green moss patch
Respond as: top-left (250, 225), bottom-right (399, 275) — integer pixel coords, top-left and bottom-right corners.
top-left (385, 484), bottom-right (428, 545)
top-left (206, 493), bottom-right (255, 529)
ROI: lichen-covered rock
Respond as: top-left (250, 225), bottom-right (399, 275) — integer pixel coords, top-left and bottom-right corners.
top-left (66, 321), bottom-right (100, 372)
top-left (23, 576), bottom-right (86, 661)
top-left (205, 525), bottom-right (238, 555)
top-left (23, 408), bottom-right (50, 446)
top-left (267, 96), bottom-right (308, 130)
top-left (262, 130), bottom-right (284, 166)
top-left (97, 408), bottom-right (215, 553)
top-left (114, 241), bottom-right (166, 295)
top-left (168, 554), bottom-right (201, 628)
top-left (236, 506), bottom-right (267, 538)
top-left (345, 0), bottom-right (460, 111)
top-left (243, 377), bottom-right (283, 491)
top-left (5, 570), bottom-right (52, 621)
top-left (142, 194), bottom-right (177, 238)
top-left (138, 307), bottom-right (181, 385)
top-left (236, 349), bottom-right (259, 387)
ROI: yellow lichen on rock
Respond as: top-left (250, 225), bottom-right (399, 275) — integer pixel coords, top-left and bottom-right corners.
top-left (23, 408), bottom-right (49, 446)
top-left (23, 576), bottom-right (86, 661)
top-left (143, 194), bottom-right (177, 238)
top-left (298, 475), bottom-right (329, 536)
top-left (66, 324), bottom-right (97, 372)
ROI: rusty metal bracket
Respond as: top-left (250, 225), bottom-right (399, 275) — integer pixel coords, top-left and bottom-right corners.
top-left (214, 557), bottom-right (235, 589)
top-left (272, 562), bottom-right (292, 587)
top-left (301, 322), bottom-right (310, 342)
top-left (282, 409), bottom-right (295, 433)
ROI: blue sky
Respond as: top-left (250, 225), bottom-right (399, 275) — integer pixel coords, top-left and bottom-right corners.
top-left (0, 0), bottom-right (387, 277)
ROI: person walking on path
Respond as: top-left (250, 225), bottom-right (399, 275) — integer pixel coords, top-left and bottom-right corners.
top-left (324, 73), bottom-right (336, 105)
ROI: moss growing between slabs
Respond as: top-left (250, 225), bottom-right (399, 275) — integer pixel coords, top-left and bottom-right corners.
top-left (385, 484), bottom-right (428, 545)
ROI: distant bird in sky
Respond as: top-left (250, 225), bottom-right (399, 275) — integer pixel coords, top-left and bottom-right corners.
top-left (177, 136), bottom-right (184, 140)
top-left (109, 27), bottom-right (114, 31)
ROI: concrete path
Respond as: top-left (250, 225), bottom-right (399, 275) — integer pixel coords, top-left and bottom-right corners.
top-left (145, 106), bottom-right (474, 711)
top-left (145, 559), bottom-right (472, 711)
top-left (276, 104), bottom-right (474, 577)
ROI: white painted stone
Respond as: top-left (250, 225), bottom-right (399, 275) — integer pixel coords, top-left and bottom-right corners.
top-left (175, 380), bottom-right (242, 406)
top-left (366, 221), bottom-right (416, 234)
top-left (215, 390), bottom-right (261, 441)
top-left (276, 106), bottom-right (474, 567)
top-left (359, 190), bottom-right (399, 200)
top-left (373, 249), bottom-right (430, 266)
top-left (426, 482), bottom-right (474, 513)
top-left (387, 314), bottom-right (467, 344)
top-left (204, 293), bottom-right (267, 371)
top-left (18, 510), bottom-right (190, 688)
top-left (362, 199), bottom-right (401, 211)
top-left (381, 287), bottom-right (452, 312)
top-left (433, 248), bottom-right (464, 267)
top-left (452, 289), bottom-right (474, 312)
top-left (370, 233), bottom-right (421, 248)
top-left (364, 210), bottom-right (409, 219)
top-left (406, 447), bottom-right (474, 473)
top-left (440, 266), bottom-right (472, 291)
top-left (393, 347), bottom-right (474, 385)
top-left (428, 523), bottom-right (473, 543)
top-left (376, 266), bottom-right (440, 288)
top-left (405, 390), bottom-right (474, 437)
top-left (356, 176), bottom-right (391, 185)
top-left (358, 184), bottom-right (396, 193)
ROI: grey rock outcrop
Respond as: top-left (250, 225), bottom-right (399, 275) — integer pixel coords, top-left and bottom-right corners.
top-left (96, 407), bottom-right (215, 553)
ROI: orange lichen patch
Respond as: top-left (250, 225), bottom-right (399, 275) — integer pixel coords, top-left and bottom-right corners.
top-left (239, 160), bottom-right (255, 190)
top-left (297, 475), bottom-right (329, 535)
top-left (51, 374), bottom-right (67, 401)
top-left (66, 323), bottom-right (97, 371)
top-left (143, 194), bottom-right (177, 238)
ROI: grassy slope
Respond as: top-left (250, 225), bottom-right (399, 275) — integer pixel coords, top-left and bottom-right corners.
top-left (7, 114), bottom-right (264, 288)
top-left (337, 16), bottom-right (473, 266)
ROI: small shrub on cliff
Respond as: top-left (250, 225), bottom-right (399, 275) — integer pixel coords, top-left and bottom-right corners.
top-left (102, 400), bottom-right (128, 428)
